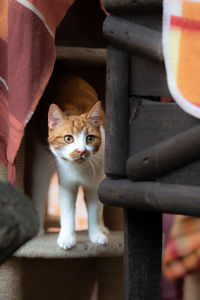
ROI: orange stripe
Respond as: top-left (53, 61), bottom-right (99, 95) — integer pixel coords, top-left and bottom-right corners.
top-left (182, 0), bottom-right (200, 22)
top-left (0, 0), bottom-right (8, 41)
top-left (171, 2), bottom-right (200, 107)
top-left (177, 29), bottom-right (200, 105)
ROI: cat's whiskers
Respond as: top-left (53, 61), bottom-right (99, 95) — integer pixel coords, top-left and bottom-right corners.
top-left (91, 156), bottom-right (103, 169)
top-left (91, 159), bottom-right (100, 168)
top-left (89, 159), bottom-right (96, 178)
top-left (47, 158), bottom-right (58, 170)
top-left (92, 152), bottom-right (103, 161)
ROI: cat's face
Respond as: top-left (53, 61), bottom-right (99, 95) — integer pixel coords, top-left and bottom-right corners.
top-left (48, 102), bottom-right (104, 164)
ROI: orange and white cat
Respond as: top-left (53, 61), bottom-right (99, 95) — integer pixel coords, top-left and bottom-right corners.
top-left (32, 75), bottom-right (108, 249)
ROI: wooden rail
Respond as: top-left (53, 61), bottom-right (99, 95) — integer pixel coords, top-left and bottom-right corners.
top-left (127, 125), bottom-right (200, 181)
top-left (56, 46), bottom-right (107, 66)
top-left (99, 178), bottom-right (200, 217)
top-left (103, 0), bottom-right (162, 14)
top-left (103, 16), bottom-right (163, 62)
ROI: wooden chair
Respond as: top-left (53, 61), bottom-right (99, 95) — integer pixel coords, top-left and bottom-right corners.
top-left (99, 1), bottom-right (200, 299)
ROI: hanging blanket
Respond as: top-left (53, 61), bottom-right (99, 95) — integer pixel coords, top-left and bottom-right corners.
top-left (0, 0), bottom-right (74, 183)
top-left (162, 0), bottom-right (200, 119)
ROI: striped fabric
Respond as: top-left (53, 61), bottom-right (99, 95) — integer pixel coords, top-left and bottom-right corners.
top-left (163, 215), bottom-right (200, 281)
top-left (163, 0), bottom-right (200, 119)
top-left (0, 0), bottom-right (74, 183)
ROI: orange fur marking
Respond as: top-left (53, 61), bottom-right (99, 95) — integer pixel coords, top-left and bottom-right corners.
top-left (47, 76), bottom-right (104, 162)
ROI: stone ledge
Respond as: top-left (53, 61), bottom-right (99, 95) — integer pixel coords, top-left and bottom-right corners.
top-left (14, 231), bottom-right (124, 259)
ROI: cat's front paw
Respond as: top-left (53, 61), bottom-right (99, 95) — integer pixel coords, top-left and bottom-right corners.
top-left (57, 231), bottom-right (76, 250)
top-left (90, 231), bottom-right (108, 245)
top-left (101, 225), bottom-right (110, 236)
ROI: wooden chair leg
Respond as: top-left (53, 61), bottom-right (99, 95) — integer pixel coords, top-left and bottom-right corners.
top-left (124, 209), bottom-right (162, 300)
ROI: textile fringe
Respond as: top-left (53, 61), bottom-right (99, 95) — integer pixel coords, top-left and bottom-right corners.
top-left (0, 141), bottom-right (16, 185)
top-left (8, 162), bottom-right (16, 185)
top-left (0, 140), bottom-right (8, 167)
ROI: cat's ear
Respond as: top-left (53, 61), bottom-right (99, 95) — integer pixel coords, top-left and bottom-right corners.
top-left (87, 101), bottom-right (105, 128)
top-left (48, 104), bottom-right (65, 129)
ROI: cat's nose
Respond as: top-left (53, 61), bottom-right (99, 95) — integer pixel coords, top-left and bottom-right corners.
top-left (77, 149), bottom-right (86, 156)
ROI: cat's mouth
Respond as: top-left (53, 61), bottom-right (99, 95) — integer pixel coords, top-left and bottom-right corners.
top-left (60, 156), bottom-right (84, 163)
top-left (60, 156), bottom-right (88, 163)
top-left (74, 156), bottom-right (88, 164)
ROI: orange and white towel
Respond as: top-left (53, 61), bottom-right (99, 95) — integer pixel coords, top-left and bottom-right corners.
top-left (163, 0), bottom-right (200, 118)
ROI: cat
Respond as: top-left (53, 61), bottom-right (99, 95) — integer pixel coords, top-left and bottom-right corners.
top-left (48, 76), bottom-right (108, 249)
top-left (28, 74), bottom-right (108, 249)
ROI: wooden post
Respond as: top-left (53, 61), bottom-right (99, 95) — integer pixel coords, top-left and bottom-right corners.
top-left (124, 210), bottom-right (162, 300)
top-left (104, 45), bottom-right (129, 177)
top-left (101, 43), bottom-right (163, 299)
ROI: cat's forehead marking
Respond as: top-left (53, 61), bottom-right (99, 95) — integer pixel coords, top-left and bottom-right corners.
top-left (65, 115), bottom-right (87, 134)
top-left (64, 115), bottom-right (100, 136)
top-left (48, 114), bottom-right (102, 148)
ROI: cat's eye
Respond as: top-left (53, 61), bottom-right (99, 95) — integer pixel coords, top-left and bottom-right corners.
top-left (64, 135), bottom-right (74, 144)
top-left (86, 135), bottom-right (95, 143)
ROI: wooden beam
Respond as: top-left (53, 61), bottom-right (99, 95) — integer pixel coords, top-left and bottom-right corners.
top-left (103, 0), bottom-right (162, 14)
top-left (105, 46), bottom-right (129, 177)
top-left (0, 181), bottom-right (38, 264)
top-left (98, 178), bottom-right (200, 216)
top-left (127, 125), bottom-right (200, 181)
top-left (103, 16), bottom-right (163, 62)
top-left (56, 46), bottom-right (107, 66)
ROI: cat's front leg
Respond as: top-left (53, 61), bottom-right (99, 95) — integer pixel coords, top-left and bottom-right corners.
top-left (85, 187), bottom-right (108, 245)
top-left (57, 185), bottom-right (77, 250)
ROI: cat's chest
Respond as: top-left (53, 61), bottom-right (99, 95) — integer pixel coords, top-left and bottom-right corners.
top-left (57, 160), bottom-right (104, 187)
